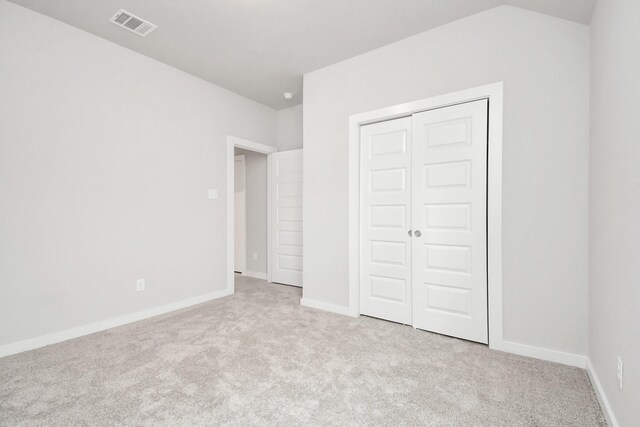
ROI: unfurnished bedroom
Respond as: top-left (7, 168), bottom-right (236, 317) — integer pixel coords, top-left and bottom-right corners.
top-left (0, 0), bottom-right (637, 425)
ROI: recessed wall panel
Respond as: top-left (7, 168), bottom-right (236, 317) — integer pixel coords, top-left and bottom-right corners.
top-left (370, 168), bottom-right (406, 193)
top-left (278, 254), bottom-right (302, 271)
top-left (425, 117), bottom-right (471, 147)
top-left (425, 244), bottom-right (471, 273)
top-left (278, 207), bottom-right (302, 221)
top-left (425, 283), bottom-right (471, 315)
top-left (278, 230), bottom-right (302, 247)
top-left (370, 275), bottom-right (406, 303)
top-left (370, 130), bottom-right (407, 157)
top-left (371, 240), bottom-right (406, 265)
top-left (425, 161), bottom-right (470, 189)
top-left (276, 196), bottom-right (302, 208)
top-left (277, 182), bottom-right (303, 197)
top-left (277, 221), bottom-right (303, 232)
top-left (425, 203), bottom-right (471, 230)
top-left (370, 205), bottom-right (406, 229)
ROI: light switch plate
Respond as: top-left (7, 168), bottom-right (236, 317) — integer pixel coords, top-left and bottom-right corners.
top-left (208, 189), bottom-right (218, 200)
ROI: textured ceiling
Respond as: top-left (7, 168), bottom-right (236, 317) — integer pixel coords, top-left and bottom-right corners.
top-left (9, 0), bottom-right (596, 109)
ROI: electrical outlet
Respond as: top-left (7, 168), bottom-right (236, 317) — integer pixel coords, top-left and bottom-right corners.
top-left (136, 278), bottom-right (145, 292)
top-left (617, 356), bottom-right (623, 390)
top-left (253, 252), bottom-right (258, 261)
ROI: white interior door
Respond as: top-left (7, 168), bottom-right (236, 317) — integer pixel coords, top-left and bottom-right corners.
top-left (358, 99), bottom-right (489, 343)
top-left (411, 99), bottom-right (488, 344)
top-left (359, 117), bottom-right (413, 324)
top-left (234, 154), bottom-right (246, 273)
top-left (269, 149), bottom-right (303, 286)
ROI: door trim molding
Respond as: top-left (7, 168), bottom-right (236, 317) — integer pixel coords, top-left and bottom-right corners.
top-left (226, 136), bottom-right (277, 294)
top-left (347, 82), bottom-right (504, 349)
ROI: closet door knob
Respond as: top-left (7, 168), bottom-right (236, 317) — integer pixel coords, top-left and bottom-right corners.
top-left (408, 230), bottom-right (413, 237)
top-left (414, 230), bottom-right (422, 237)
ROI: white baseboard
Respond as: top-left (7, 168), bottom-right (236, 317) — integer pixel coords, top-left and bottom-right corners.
top-left (0, 288), bottom-right (233, 359)
top-left (586, 358), bottom-right (619, 427)
top-left (242, 271), bottom-right (267, 280)
top-left (302, 301), bottom-right (588, 370)
top-left (491, 339), bottom-right (587, 368)
top-left (300, 298), bottom-right (357, 317)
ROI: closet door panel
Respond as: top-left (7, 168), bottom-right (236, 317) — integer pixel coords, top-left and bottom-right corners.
top-left (411, 100), bottom-right (488, 344)
top-left (360, 117), bottom-right (413, 324)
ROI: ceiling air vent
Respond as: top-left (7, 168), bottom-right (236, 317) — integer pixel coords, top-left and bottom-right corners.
top-left (109, 9), bottom-right (157, 37)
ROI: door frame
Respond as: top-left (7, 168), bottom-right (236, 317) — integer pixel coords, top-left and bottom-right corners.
top-left (347, 82), bottom-right (504, 348)
top-left (226, 136), bottom-right (277, 294)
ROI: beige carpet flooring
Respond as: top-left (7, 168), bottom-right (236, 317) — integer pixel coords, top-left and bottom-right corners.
top-left (0, 276), bottom-right (605, 426)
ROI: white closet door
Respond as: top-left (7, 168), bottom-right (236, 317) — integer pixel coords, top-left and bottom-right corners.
top-left (269, 149), bottom-right (303, 286)
top-left (360, 117), bottom-right (413, 324)
top-left (411, 100), bottom-right (488, 344)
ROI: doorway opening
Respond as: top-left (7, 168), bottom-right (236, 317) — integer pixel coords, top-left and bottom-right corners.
top-left (234, 153), bottom-right (247, 275)
top-left (226, 136), bottom-right (304, 294)
top-left (233, 148), bottom-right (269, 280)
top-left (226, 136), bottom-right (277, 294)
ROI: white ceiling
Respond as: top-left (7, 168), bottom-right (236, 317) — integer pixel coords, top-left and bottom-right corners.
top-left (9, 0), bottom-right (596, 109)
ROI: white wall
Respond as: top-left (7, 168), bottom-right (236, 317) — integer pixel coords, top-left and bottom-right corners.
top-left (234, 148), bottom-right (268, 275)
top-left (0, 1), bottom-right (276, 347)
top-left (303, 6), bottom-right (590, 355)
top-left (589, 0), bottom-right (640, 424)
top-left (276, 104), bottom-right (303, 150)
